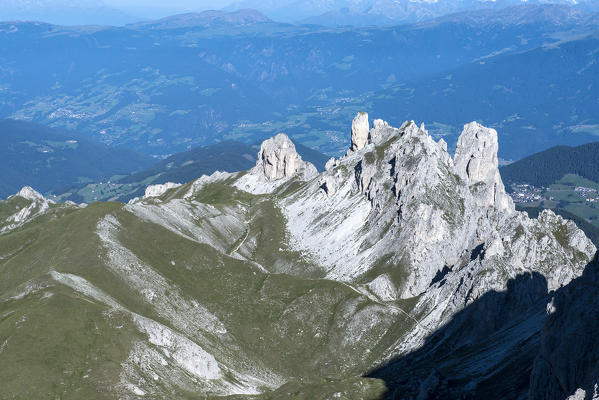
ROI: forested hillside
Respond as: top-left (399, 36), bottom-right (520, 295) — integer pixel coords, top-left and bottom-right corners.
top-left (500, 142), bottom-right (599, 187)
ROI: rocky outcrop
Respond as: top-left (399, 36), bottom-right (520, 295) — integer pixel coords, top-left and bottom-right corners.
top-left (15, 186), bottom-right (46, 202)
top-left (529, 253), bottom-right (599, 400)
top-left (350, 112), bottom-right (370, 152)
top-left (282, 115), bottom-right (595, 355)
top-left (0, 186), bottom-right (54, 234)
top-left (144, 182), bottom-right (181, 199)
top-left (320, 176), bottom-right (337, 198)
top-left (234, 133), bottom-right (317, 194)
top-left (257, 133), bottom-right (306, 181)
top-left (454, 122), bottom-right (513, 212)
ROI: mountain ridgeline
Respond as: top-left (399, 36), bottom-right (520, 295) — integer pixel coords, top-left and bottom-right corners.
top-left (0, 113), bottom-right (597, 399)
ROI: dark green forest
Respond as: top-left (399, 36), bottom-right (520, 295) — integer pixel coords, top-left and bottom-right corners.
top-left (501, 142), bottom-right (599, 188)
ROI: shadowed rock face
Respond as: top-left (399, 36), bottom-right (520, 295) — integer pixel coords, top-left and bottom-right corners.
top-left (368, 252), bottom-right (599, 400)
top-left (529, 253), bottom-right (599, 400)
top-left (368, 271), bottom-right (552, 399)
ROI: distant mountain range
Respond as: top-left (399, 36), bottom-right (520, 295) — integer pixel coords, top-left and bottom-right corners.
top-left (226, 0), bottom-right (599, 25)
top-left (126, 9), bottom-right (271, 30)
top-left (2, 0), bottom-right (599, 27)
top-left (0, 119), bottom-right (151, 199)
top-left (2, 4), bottom-right (599, 161)
top-left (0, 0), bottom-right (139, 26)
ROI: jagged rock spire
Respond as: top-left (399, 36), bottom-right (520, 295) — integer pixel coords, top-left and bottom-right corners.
top-left (350, 112), bottom-right (369, 151)
top-left (234, 133), bottom-right (317, 194)
top-left (454, 122), bottom-right (513, 212)
top-left (257, 133), bottom-right (306, 181)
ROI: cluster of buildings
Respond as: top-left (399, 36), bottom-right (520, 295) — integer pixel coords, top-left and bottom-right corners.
top-left (509, 184), bottom-right (545, 204)
top-left (508, 183), bottom-right (599, 205)
top-left (575, 187), bottom-right (599, 203)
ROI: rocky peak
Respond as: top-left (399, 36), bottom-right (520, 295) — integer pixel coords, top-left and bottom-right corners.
top-left (15, 186), bottom-right (46, 202)
top-left (144, 182), bottom-right (181, 199)
top-left (1, 186), bottom-right (55, 234)
top-left (283, 115), bottom-right (594, 303)
top-left (234, 133), bottom-right (317, 194)
top-left (350, 112), bottom-right (370, 151)
top-left (257, 133), bottom-right (306, 181)
top-left (454, 122), bottom-right (513, 212)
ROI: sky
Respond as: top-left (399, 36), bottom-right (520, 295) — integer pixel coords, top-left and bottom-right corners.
top-left (104, 0), bottom-right (232, 7)
top-left (0, 0), bottom-right (237, 24)
top-left (103, 0), bottom-right (233, 15)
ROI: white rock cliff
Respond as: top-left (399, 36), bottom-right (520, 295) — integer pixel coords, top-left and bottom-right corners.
top-left (235, 133), bottom-right (317, 194)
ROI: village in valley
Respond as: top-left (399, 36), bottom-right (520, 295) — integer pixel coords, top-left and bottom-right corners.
top-left (508, 174), bottom-right (599, 227)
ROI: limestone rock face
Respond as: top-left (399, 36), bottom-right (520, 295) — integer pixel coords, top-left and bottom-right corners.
top-left (144, 182), bottom-right (182, 199)
top-left (1, 186), bottom-right (56, 234)
top-left (350, 112), bottom-right (369, 151)
top-left (282, 115), bottom-right (595, 329)
top-left (234, 133), bottom-right (317, 194)
top-left (16, 186), bottom-right (46, 202)
top-left (320, 176), bottom-right (337, 198)
top-left (258, 133), bottom-right (304, 181)
top-left (325, 157), bottom-right (336, 171)
top-left (454, 122), bottom-right (513, 212)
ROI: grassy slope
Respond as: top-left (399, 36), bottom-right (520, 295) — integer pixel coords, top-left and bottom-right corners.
top-left (0, 182), bottom-right (399, 399)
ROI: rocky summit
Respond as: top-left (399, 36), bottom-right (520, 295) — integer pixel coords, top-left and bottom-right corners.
top-left (256, 133), bottom-right (315, 181)
top-left (0, 114), bottom-right (597, 399)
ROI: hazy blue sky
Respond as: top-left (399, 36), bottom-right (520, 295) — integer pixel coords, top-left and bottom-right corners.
top-left (103, 0), bottom-right (232, 11)
top-left (0, 0), bottom-right (239, 24)
top-left (103, 0), bottom-right (234, 18)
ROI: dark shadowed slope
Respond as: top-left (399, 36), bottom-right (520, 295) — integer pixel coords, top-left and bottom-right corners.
top-left (529, 253), bottom-right (599, 399)
top-left (368, 272), bottom-right (550, 399)
top-left (368, 252), bottom-right (599, 399)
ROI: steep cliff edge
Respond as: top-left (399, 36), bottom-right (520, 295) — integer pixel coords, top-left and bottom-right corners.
top-left (529, 253), bottom-right (599, 400)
